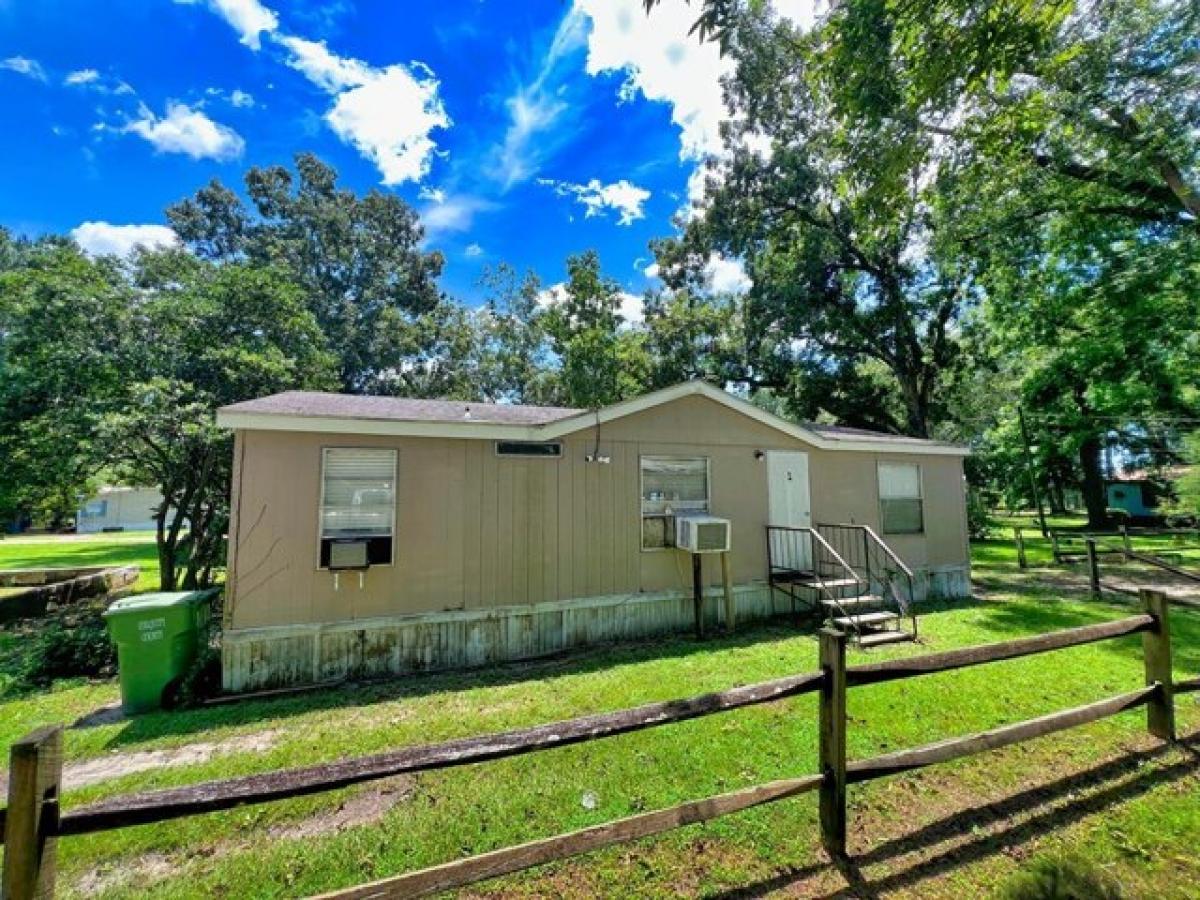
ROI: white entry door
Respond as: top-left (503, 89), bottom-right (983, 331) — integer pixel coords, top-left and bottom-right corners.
top-left (767, 451), bottom-right (813, 571)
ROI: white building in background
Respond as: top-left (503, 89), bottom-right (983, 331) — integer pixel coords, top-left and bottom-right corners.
top-left (76, 486), bottom-right (162, 533)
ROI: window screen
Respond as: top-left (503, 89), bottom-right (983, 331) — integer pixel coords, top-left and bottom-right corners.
top-left (641, 457), bottom-right (709, 549)
top-left (319, 448), bottom-right (396, 566)
top-left (878, 462), bottom-right (923, 534)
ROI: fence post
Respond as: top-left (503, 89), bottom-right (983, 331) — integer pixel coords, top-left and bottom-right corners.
top-left (1085, 538), bottom-right (1100, 600)
top-left (818, 628), bottom-right (848, 858)
top-left (1140, 589), bottom-right (1175, 741)
top-left (2, 725), bottom-right (63, 900)
top-left (1121, 525), bottom-right (1132, 559)
top-left (1050, 530), bottom-right (1061, 563)
top-left (1014, 528), bottom-right (1027, 570)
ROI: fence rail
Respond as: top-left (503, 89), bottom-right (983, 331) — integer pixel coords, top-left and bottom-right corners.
top-left (0, 590), bottom-right (1187, 899)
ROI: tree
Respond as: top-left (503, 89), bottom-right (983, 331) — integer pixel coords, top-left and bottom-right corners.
top-left (103, 253), bottom-right (337, 589)
top-left (641, 286), bottom-right (743, 390)
top-left (540, 251), bottom-right (650, 409)
top-left (818, 0), bottom-right (1199, 230)
top-left (0, 243), bottom-right (131, 527)
top-left (654, 1), bottom-right (1199, 230)
top-left (978, 220), bottom-right (1199, 528)
top-left (656, 9), bottom-right (968, 436)
top-left (167, 152), bottom-right (445, 393)
top-left (476, 264), bottom-right (563, 405)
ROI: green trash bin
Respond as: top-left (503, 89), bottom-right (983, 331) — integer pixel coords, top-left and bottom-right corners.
top-left (104, 590), bottom-right (214, 714)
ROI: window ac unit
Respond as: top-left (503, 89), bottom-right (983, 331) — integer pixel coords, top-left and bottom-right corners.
top-left (675, 515), bottom-right (731, 553)
top-left (329, 540), bottom-right (369, 571)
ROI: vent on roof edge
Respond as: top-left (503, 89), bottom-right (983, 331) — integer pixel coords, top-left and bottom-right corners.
top-left (496, 441), bottom-right (563, 458)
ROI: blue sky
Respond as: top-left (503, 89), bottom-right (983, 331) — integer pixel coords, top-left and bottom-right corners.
top-left (0, 0), bottom-right (812, 306)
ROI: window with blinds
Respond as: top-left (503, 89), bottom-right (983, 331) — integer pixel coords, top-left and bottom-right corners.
top-left (878, 462), bottom-right (923, 534)
top-left (319, 448), bottom-right (397, 567)
top-left (641, 456), bottom-right (709, 549)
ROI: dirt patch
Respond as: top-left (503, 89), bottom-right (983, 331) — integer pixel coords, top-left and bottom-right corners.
top-left (71, 776), bottom-right (415, 896)
top-left (73, 852), bottom-right (176, 897)
top-left (0, 730), bottom-right (281, 794)
top-left (267, 775), bottom-right (415, 840)
top-left (976, 559), bottom-right (1200, 607)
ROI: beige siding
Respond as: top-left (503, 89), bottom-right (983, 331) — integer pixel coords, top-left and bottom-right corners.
top-left (227, 394), bottom-right (969, 630)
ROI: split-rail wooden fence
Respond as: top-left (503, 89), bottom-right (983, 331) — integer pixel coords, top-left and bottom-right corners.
top-left (2, 589), bottom-right (1196, 899)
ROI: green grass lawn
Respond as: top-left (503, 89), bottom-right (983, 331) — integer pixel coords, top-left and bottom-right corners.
top-left (0, 532), bottom-right (1197, 898)
top-left (988, 510), bottom-right (1200, 570)
top-left (0, 532), bottom-right (161, 593)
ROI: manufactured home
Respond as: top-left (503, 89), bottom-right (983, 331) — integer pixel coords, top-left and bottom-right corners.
top-left (215, 381), bottom-right (970, 692)
top-left (76, 486), bottom-right (163, 534)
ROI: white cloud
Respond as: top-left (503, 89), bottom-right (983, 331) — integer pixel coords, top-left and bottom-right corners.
top-left (493, 8), bottom-right (588, 188)
top-left (229, 89), bottom-right (255, 108)
top-left (277, 36), bottom-right (450, 185)
top-left (64, 68), bottom-right (99, 86)
top-left (123, 102), bottom-right (245, 161)
top-left (703, 253), bottom-right (751, 294)
top-left (325, 68), bottom-right (448, 184)
top-left (575, 0), bottom-right (731, 161)
top-left (179, 0), bottom-right (279, 50)
top-left (418, 186), bottom-right (447, 204)
top-left (773, 0), bottom-right (825, 32)
top-left (538, 177), bottom-right (651, 226)
top-left (421, 194), bottom-right (496, 236)
top-left (575, 0), bottom-right (805, 220)
top-left (643, 261), bottom-right (660, 279)
top-left (617, 290), bottom-right (645, 324)
top-left (71, 222), bottom-right (179, 258)
top-left (537, 281), bottom-right (645, 325)
top-left (276, 35), bottom-right (368, 91)
top-left (178, 1), bottom-right (450, 186)
top-left (464, 242), bottom-right (484, 258)
top-left (2, 56), bottom-right (47, 82)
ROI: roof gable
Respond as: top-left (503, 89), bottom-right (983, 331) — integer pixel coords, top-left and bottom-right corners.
top-left (216, 381), bottom-right (968, 456)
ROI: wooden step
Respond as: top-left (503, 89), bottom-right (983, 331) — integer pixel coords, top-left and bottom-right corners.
top-left (832, 611), bottom-right (898, 629)
top-left (797, 577), bottom-right (861, 590)
top-left (820, 594), bottom-right (883, 609)
top-left (858, 630), bottom-right (915, 648)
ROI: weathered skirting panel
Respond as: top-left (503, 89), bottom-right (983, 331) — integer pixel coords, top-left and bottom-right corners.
top-left (222, 565), bottom-right (971, 693)
top-left (913, 564), bottom-right (972, 603)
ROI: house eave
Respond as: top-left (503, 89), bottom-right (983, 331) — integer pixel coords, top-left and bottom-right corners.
top-left (216, 381), bottom-right (971, 457)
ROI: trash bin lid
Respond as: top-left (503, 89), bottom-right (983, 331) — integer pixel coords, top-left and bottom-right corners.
top-left (104, 589), bottom-right (216, 617)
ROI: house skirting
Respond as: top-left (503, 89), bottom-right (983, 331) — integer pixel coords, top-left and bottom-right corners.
top-left (221, 564), bottom-right (971, 693)
top-left (911, 564), bottom-right (972, 604)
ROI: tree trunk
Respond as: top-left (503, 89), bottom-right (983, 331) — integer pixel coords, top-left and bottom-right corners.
top-left (1048, 467), bottom-right (1067, 515)
top-left (1079, 435), bottom-right (1109, 530)
top-left (156, 513), bottom-right (177, 592)
top-left (896, 372), bottom-right (931, 439)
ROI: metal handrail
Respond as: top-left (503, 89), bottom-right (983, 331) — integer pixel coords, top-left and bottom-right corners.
top-left (817, 522), bottom-right (917, 639)
top-left (806, 527), bottom-right (866, 589)
top-left (804, 527), bottom-right (867, 625)
top-left (765, 526), bottom-right (862, 624)
top-left (823, 522), bottom-right (915, 580)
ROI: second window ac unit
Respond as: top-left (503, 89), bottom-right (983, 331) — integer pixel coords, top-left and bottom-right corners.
top-left (675, 514), bottom-right (731, 553)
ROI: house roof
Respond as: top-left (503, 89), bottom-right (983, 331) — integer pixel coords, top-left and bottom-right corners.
top-left (216, 381), bottom-right (969, 456)
top-left (219, 391), bottom-right (583, 426)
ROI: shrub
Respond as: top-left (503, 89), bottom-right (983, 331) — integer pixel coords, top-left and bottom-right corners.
top-left (168, 642), bottom-right (222, 708)
top-left (20, 607), bottom-right (115, 687)
top-left (1001, 854), bottom-right (1123, 900)
top-left (967, 489), bottom-right (996, 540)
top-left (166, 611), bottom-right (223, 708)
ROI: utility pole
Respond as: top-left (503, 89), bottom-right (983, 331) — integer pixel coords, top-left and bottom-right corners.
top-left (1018, 405), bottom-right (1049, 538)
